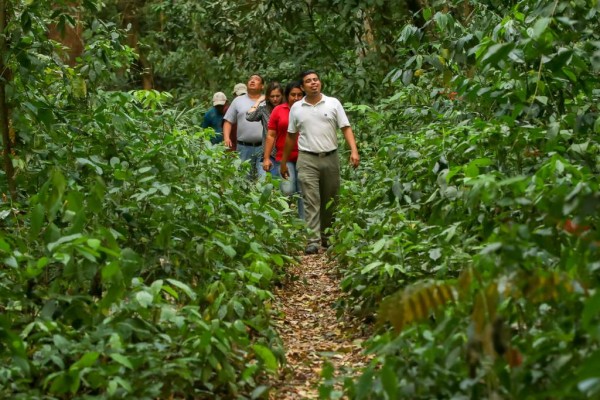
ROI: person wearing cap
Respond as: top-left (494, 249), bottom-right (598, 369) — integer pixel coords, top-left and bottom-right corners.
top-left (280, 70), bottom-right (359, 255)
top-left (233, 83), bottom-right (247, 97)
top-left (202, 92), bottom-right (228, 144)
top-left (223, 74), bottom-right (265, 178)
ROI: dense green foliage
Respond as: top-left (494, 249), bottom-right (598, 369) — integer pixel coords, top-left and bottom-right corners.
top-left (1, 1), bottom-right (304, 398)
top-left (328, 0), bottom-right (600, 398)
top-left (2, 0), bottom-right (600, 399)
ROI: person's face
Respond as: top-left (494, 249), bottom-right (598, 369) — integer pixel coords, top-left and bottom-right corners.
top-left (269, 89), bottom-right (283, 106)
top-left (302, 73), bottom-right (321, 96)
top-left (247, 75), bottom-right (264, 91)
top-left (288, 87), bottom-right (304, 106)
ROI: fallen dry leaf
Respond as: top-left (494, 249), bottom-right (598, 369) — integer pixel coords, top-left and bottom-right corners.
top-left (269, 253), bottom-right (374, 399)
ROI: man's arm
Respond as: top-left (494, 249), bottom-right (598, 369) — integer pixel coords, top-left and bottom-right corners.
top-left (201, 110), bottom-right (210, 129)
top-left (280, 132), bottom-right (298, 179)
top-left (223, 121), bottom-right (233, 149)
top-left (341, 126), bottom-right (360, 168)
top-left (262, 129), bottom-right (277, 171)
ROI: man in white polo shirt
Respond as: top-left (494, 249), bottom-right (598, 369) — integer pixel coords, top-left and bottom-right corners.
top-left (280, 70), bottom-right (360, 254)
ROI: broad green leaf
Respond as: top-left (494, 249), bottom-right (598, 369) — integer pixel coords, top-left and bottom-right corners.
top-left (47, 233), bottom-right (83, 252)
top-left (215, 241), bottom-right (236, 258)
top-left (582, 291), bottom-right (600, 333)
top-left (480, 43), bottom-right (515, 66)
top-left (110, 353), bottom-right (133, 369)
top-left (29, 203), bottom-right (45, 240)
top-left (70, 352), bottom-right (99, 371)
top-left (135, 291), bottom-right (154, 308)
top-left (381, 362), bottom-right (399, 400)
top-left (87, 238), bottom-right (101, 249)
top-left (361, 261), bottom-right (383, 274)
top-left (372, 238), bottom-right (386, 253)
top-left (429, 248), bottom-right (442, 261)
top-left (252, 344), bottom-right (278, 373)
top-left (251, 385), bottom-right (269, 399)
top-left (531, 17), bottom-right (551, 39)
top-left (166, 278), bottom-right (197, 300)
top-left (3, 256), bottom-right (18, 268)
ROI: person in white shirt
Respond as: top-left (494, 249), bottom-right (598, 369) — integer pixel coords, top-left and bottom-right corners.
top-left (281, 70), bottom-right (359, 254)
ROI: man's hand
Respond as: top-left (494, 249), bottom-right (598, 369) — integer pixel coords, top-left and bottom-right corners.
top-left (280, 163), bottom-right (290, 179)
top-left (263, 158), bottom-right (273, 172)
top-left (349, 151), bottom-right (360, 168)
top-left (341, 126), bottom-right (359, 169)
top-left (223, 121), bottom-right (233, 149)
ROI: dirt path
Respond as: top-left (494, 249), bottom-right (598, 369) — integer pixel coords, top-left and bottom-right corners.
top-left (270, 253), bottom-right (372, 399)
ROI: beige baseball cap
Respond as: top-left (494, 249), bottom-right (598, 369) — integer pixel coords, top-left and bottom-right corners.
top-left (212, 92), bottom-right (227, 106)
top-left (233, 83), bottom-right (247, 96)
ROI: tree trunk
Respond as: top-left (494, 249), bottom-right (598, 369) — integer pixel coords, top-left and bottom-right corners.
top-left (406, 0), bottom-right (426, 28)
top-left (47, 2), bottom-right (85, 66)
top-left (0, 0), bottom-right (16, 200)
top-left (122, 0), bottom-right (153, 89)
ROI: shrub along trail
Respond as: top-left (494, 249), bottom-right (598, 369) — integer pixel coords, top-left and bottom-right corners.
top-left (270, 252), bottom-right (372, 399)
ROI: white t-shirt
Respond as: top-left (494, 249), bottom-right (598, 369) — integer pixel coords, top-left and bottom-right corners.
top-left (224, 94), bottom-right (262, 142)
top-left (287, 94), bottom-right (350, 153)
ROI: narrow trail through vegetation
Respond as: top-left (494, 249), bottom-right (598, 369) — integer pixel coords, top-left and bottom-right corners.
top-left (270, 252), bottom-right (373, 399)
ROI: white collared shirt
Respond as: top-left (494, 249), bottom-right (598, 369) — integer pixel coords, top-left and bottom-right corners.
top-left (287, 94), bottom-right (350, 153)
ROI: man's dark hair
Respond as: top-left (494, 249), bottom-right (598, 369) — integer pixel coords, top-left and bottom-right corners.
top-left (250, 73), bottom-right (265, 84)
top-left (298, 70), bottom-right (323, 91)
top-left (299, 69), bottom-right (319, 82)
top-left (284, 80), bottom-right (303, 99)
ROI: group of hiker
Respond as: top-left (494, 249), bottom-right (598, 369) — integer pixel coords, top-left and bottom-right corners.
top-left (201, 70), bottom-right (360, 255)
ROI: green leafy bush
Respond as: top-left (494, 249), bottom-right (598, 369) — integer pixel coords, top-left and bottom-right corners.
top-left (1, 5), bottom-right (304, 397)
top-left (330, 1), bottom-right (600, 398)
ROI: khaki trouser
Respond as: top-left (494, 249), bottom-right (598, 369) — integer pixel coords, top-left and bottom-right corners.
top-left (296, 151), bottom-right (340, 246)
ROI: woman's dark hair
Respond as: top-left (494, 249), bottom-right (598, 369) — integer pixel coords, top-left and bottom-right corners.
top-left (265, 81), bottom-right (283, 110)
top-left (285, 80), bottom-right (304, 101)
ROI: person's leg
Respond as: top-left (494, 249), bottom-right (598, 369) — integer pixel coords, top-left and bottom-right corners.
top-left (250, 147), bottom-right (263, 180)
top-left (286, 161), bottom-right (304, 220)
top-left (319, 154), bottom-right (340, 246)
top-left (237, 144), bottom-right (255, 180)
top-left (257, 156), bottom-right (267, 181)
top-left (280, 160), bottom-right (295, 197)
top-left (270, 158), bottom-right (281, 178)
top-left (297, 154), bottom-right (320, 252)
top-left (237, 144), bottom-right (252, 162)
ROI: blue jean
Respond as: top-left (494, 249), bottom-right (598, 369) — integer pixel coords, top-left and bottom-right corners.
top-left (274, 160), bottom-right (304, 220)
top-left (237, 143), bottom-right (263, 180)
top-left (258, 156), bottom-right (277, 180)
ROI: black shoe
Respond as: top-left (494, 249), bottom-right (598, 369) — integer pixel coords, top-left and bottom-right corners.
top-left (305, 244), bottom-right (319, 255)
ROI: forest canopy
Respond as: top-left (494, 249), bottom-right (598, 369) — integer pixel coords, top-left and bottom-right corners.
top-left (1, 0), bottom-right (600, 399)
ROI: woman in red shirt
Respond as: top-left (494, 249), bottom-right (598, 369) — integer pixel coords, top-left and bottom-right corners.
top-left (263, 81), bottom-right (304, 218)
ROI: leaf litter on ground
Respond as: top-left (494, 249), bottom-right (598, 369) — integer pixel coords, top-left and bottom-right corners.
top-left (269, 253), bottom-right (373, 399)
